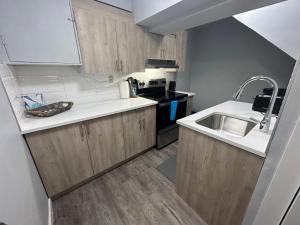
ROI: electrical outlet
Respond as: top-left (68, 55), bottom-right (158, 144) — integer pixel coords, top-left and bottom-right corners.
top-left (108, 75), bottom-right (114, 83)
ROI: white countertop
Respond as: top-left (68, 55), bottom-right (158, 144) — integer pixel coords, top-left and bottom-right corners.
top-left (177, 101), bottom-right (276, 157)
top-left (176, 91), bottom-right (196, 97)
top-left (19, 97), bottom-right (157, 134)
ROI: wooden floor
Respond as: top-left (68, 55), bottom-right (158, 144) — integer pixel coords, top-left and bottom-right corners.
top-left (53, 142), bottom-right (207, 225)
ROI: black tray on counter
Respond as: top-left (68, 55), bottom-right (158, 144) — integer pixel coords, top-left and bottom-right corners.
top-left (25, 101), bottom-right (73, 117)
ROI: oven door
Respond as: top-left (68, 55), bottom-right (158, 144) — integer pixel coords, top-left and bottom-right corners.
top-left (157, 97), bottom-right (187, 131)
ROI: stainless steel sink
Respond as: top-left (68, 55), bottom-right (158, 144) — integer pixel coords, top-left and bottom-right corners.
top-left (196, 113), bottom-right (257, 137)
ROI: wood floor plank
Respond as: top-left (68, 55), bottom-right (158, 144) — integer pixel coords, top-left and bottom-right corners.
top-left (53, 142), bottom-right (206, 225)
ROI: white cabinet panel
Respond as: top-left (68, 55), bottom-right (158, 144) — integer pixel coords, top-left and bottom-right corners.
top-left (0, 0), bottom-right (81, 64)
top-left (282, 189), bottom-right (300, 225)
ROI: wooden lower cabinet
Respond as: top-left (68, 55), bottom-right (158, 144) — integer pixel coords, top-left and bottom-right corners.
top-left (25, 106), bottom-right (156, 198)
top-left (186, 96), bottom-right (193, 116)
top-left (25, 122), bottom-right (93, 197)
top-left (85, 113), bottom-right (126, 174)
top-left (122, 106), bottom-right (156, 158)
top-left (176, 126), bottom-right (264, 225)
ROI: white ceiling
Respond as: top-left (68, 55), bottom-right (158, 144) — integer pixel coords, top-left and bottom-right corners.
top-left (131, 0), bottom-right (284, 34)
top-left (235, 0), bottom-right (300, 60)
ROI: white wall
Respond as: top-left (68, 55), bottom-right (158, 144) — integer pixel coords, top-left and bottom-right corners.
top-left (235, 0), bottom-right (300, 60)
top-left (132, 0), bottom-right (283, 34)
top-left (0, 65), bottom-right (48, 225)
top-left (132, 0), bottom-right (182, 24)
top-left (97, 0), bottom-right (132, 11)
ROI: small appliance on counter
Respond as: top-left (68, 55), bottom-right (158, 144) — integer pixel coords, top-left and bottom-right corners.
top-left (252, 88), bottom-right (286, 115)
top-left (127, 77), bottom-right (138, 97)
top-left (119, 80), bottom-right (130, 99)
top-left (137, 78), bottom-right (188, 149)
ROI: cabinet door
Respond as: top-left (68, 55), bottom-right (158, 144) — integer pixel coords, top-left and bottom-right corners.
top-left (73, 0), bottom-right (119, 74)
top-left (115, 16), bottom-right (131, 74)
top-left (0, 0), bottom-right (80, 64)
top-left (162, 35), bottom-right (177, 60)
top-left (122, 106), bottom-right (156, 158)
top-left (128, 24), bottom-right (145, 73)
top-left (186, 96), bottom-right (193, 116)
top-left (142, 105), bottom-right (156, 150)
top-left (25, 123), bottom-right (93, 197)
top-left (116, 17), bottom-right (145, 74)
top-left (176, 31), bottom-right (188, 71)
top-left (85, 114), bottom-right (126, 174)
top-left (144, 32), bottom-right (165, 59)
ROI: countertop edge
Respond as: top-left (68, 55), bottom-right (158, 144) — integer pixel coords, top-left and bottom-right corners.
top-left (177, 121), bottom-right (266, 157)
top-left (20, 100), bottom-right (158, 135)
top-left (176, 91), bottom-right (196, 97)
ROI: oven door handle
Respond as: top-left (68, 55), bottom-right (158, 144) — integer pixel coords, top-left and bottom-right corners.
top-left (158, 97), bottom-right (187, 108)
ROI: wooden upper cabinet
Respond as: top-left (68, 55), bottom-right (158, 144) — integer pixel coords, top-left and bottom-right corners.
top-left (122, 106), bottom-right (156, 158)
top-left (128, 23), bottom-right (145, 73)
top-left (72, 0), bottom-right (187, 73)
top-left (115, 15), bottom-right (145, 74)
top-left (176, 31), bottom-right (188, 71)
top-left (162, 35), bottom-right (177, 60)
top-left (25, 122), bottom-right (93, 197)
top-left (144, 32), bottom-right (165, 59)
top-left (85, 114), bottom-right (126, 174)
top-left (144, 31), bottom-right (187, 71)
top-left (72, 0), bottom-right (144, 74)
top-left (72, 0), bottom-right (119, 74)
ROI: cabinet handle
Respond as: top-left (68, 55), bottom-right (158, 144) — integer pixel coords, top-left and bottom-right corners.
top-left (143, 119), bottom-right (145, 130)
top-left (67, 17), bottom-right (75, 22)
top-left (79, 124), bottom-right (85, 141)
top-left (138, 120), bottom-right (142, 131)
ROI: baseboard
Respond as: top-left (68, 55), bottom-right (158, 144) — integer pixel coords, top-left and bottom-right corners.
top-left (48, 198), bottom-right (53, 225)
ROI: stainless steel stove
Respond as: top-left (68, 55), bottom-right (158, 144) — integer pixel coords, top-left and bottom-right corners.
top-left (138, 79), bottom-right (188, 149)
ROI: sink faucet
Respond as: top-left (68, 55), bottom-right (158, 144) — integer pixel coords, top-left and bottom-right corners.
top-left (233, 76), bottom-right (278, 133)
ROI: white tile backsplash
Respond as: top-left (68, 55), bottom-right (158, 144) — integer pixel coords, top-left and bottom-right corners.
top-left (12, 65), bottom-right (122, 105)
top-left (1, 64), bottom-right (176, 121)
top-left (0, 64), bottom-right (24, 120)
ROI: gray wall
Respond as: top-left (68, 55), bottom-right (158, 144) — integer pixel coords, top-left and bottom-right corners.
top-left (0, 80), bottom-right (48, 225)
top-left (178, 17), bottom-right (296, 111)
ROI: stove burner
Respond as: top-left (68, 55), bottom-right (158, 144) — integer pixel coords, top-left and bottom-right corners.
top-left (139, 91), bottom-right (187, 103)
